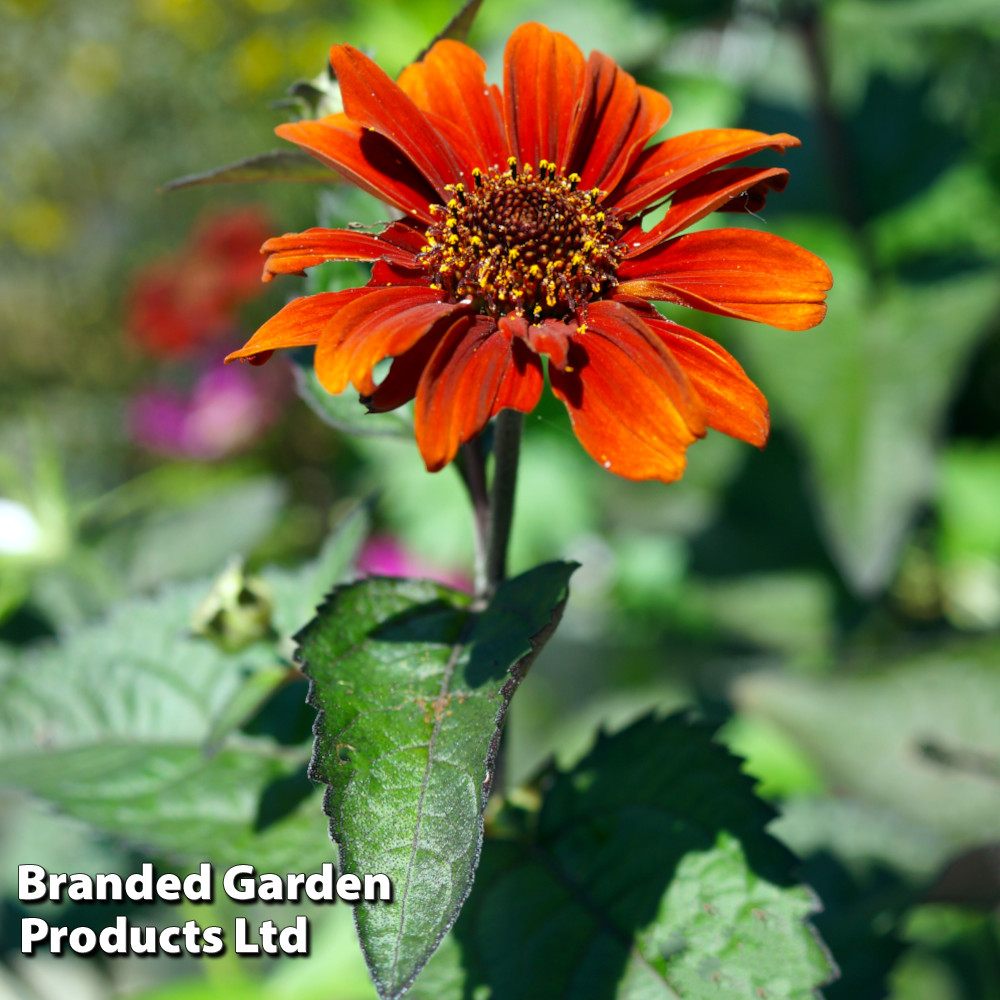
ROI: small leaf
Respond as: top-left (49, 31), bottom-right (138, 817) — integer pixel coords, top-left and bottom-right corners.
top-left (160, 149), bottom-right (334, 192)
top-left (411, 714), bottom-right (837, 1000)
top-left (297, 562), bottom-right (576, 999)
top-left (293, 353), bottom-right (413, 439)
top-left (414, 0), bottom-right (486, 62)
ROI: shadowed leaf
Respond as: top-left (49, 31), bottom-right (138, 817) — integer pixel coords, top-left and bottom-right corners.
top-left (410, 714), bottom-right (838, 1000)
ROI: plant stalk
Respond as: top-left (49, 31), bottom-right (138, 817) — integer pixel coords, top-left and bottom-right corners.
top-left (483, 410), bottom-right (523, 597)
top-left (459, 437), bottom-right (490, 596)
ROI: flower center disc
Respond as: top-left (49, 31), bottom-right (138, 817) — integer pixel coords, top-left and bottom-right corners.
top-left (420, 158), bottom-right (624, 322)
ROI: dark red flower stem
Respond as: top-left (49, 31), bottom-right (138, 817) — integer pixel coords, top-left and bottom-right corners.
top-left (459, 436), bottom-right (490, 594)
top-left (484, 410), bottom-right (523, 597)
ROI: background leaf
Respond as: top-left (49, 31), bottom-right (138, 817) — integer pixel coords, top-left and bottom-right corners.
top-left (0, 503), bottom-right (369, 871)
top-left (292, 356), bottom-right (413, 440)
top-left (735, 639), bottom-right (1000, 848)
top-left (298, 562), bottom-right (576, 999)
top-left (741, 262), bottom-right (1000, 594)
top-left (0, 580), bottom-right (326, 870)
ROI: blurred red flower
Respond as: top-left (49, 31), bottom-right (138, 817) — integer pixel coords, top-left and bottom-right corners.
top-left (128, 207), bottom-right (272, 358)
top-left (228, 24), bottom-right (832, 482)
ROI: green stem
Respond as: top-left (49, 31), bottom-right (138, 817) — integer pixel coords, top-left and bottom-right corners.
top-left (483, 410), bottom-right (523, 597)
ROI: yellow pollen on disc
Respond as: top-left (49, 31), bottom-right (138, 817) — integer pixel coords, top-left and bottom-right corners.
top-left (417, 161), bottom-right (624, 321)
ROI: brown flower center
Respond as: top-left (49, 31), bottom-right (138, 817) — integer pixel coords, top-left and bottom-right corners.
top-left (419, 158), bottom-right (624, 322)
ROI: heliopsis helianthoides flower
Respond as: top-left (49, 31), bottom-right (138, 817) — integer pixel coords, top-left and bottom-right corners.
top-left (227, 23), bottom-right (832, 482)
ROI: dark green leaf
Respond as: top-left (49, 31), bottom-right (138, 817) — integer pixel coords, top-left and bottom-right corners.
top-left (297, 562), bottom-right (576, 999)
top-left (160, 149), bottom-right (334, 192)
top-left (411, 714), bottom-right (837, 1000)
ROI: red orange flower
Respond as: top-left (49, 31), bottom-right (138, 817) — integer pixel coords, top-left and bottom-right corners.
top-left (227, 23), bottom-right (832, 482)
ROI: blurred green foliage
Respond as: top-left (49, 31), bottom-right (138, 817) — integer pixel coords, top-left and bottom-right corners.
top-left (2, 0), bottom-right (1000, 996)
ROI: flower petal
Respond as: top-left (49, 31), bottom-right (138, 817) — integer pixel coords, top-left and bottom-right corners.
top-left (524, 317), bottom-right (576, 370)
top-left (607, 129), bottom-right (800, 215)
top-left (261, 226), bottom-right (421, 280)
top-left (330, 44), bottom-right (468, 197)
top-left (629, 300), bottom-right (769, 446)
top-left (567, 53), bottom-right (671, 193)
top-left (617, 228), bottom-right (833, 330)
top-left (414, 317), bottom-right (543, 471)
top-left (276, 115), bottom-right (438, 224)
top-left (363, 329), bottom-right (441, 413)
top-left (314, 286), bottom-right (461, 396)
top-left (224, 288), bottom-right (369, 363)
top-left (503, 22), bottom-right (587, 169)
top-left (624, 166), bottom-right (789, 256)
top-left (397, 40), bottom-right (509, 171)
top-left (549, 300), bottom-right (705, 482)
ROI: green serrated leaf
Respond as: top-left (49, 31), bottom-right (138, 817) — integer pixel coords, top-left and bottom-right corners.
top-left (411, 714), bottom-right (837, 1000)
top-left (293, 356), bottom-right (413, 439)
top-left (297, 562), bottom-right (576, 999)
top-left (160, 149), bottom-right (334, 192)
top-left (0, 580), bottom-right (329, 871)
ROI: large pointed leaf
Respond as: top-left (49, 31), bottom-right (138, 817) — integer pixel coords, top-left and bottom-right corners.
top-left (741, 241), bottom-right (999, 595)
top-left (297, 562), bottom-right (576, 999)
top-left (410, 714), bottom-right (837, 1000)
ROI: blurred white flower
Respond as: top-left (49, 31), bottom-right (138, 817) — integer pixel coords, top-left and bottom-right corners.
top-left (0, 498), bottom-right (42, 556)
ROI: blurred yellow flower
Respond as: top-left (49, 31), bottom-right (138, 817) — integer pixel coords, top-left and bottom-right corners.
top-left (64, 40), bottom-right (121, 97)
top-left (228, 31), bottom-right (285, 93)
top-left (5, 198), bottom-right (71, 255)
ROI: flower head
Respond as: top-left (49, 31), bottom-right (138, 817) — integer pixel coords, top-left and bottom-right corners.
top-left (227, 23), bottom-right (832, 482)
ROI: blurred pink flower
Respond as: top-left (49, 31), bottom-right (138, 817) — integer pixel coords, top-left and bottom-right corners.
top-left (357, 534), bottom-right (471, 591)
top-left (128, 364), bottom-right (287, 460)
